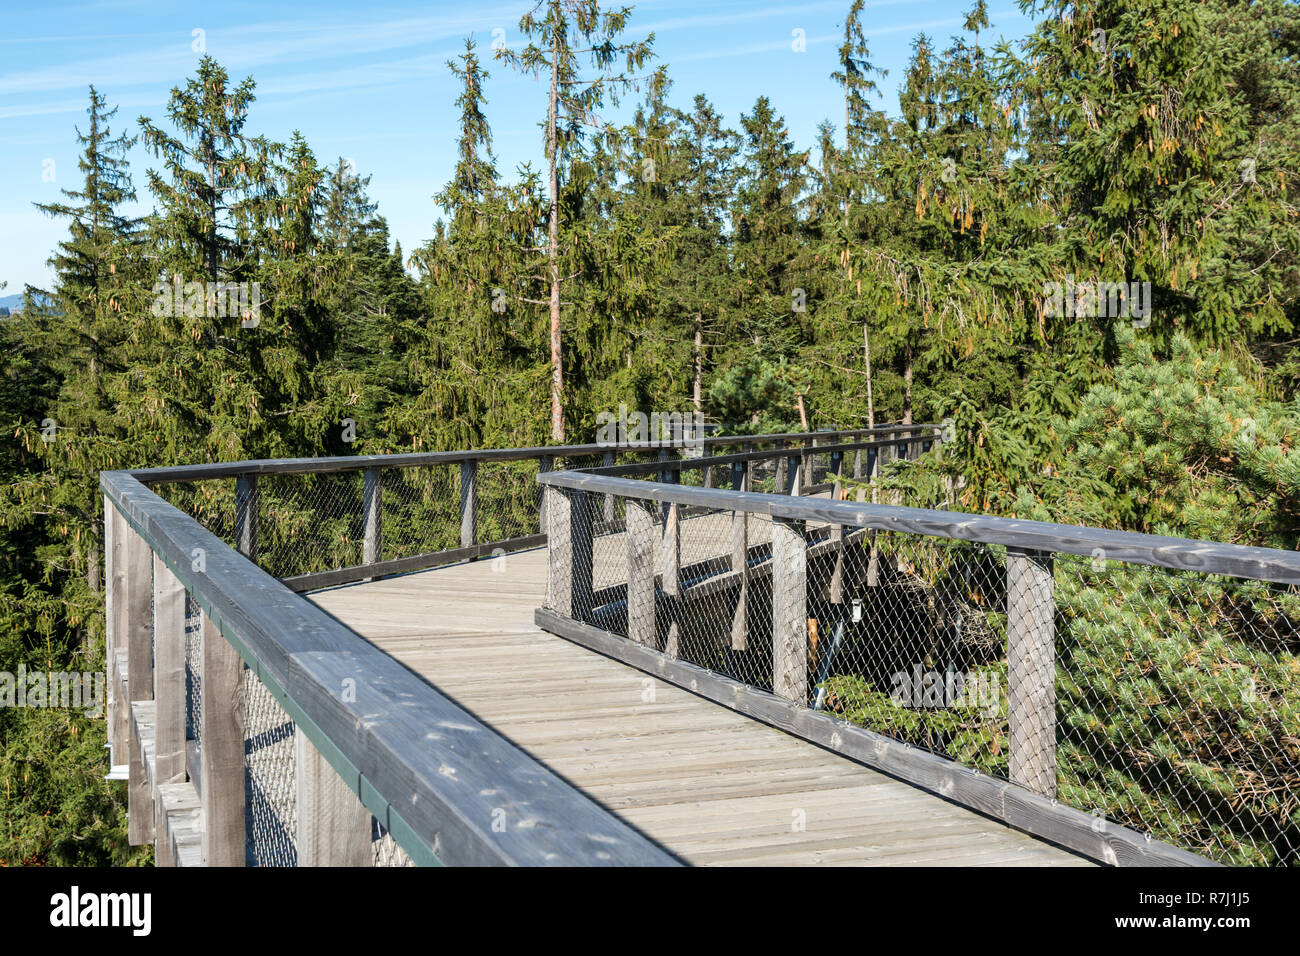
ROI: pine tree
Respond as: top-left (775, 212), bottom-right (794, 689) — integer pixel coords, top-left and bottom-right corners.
top-left (496, 0), bottom-right (658, 441)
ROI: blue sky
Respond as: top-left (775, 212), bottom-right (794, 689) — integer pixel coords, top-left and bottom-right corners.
top-left (1, 0), bottom-right (1038, 293)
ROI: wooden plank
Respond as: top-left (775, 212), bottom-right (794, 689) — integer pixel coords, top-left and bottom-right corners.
top-left (459, 460), bottom-right (477, 549)
top-left (771, 517), bottom-right (807, 704)
top-left (536, 469), bottom-right (1300, 585)
top-left (106, 501), bottom-right (127, 766)
top-left (235, 474), bottom-right (258, 560)
top-left (626, 499), bottom-right (656, 647)
top-left (152, 554), bottom-right (187, 786)
top-left (296, 731), bottom-right (373, 866)
top-left (124, 516), bottom-right (154, 845)
top-left (126, 426), bottom-right (931, 483)
top-left (1008, 548), bottom-right (1056, 798)
top-left (534, 607), bottom-right (1213, 866)
top-left (363, 467), bottom-right (382, 566)
top-left (200, 612), bottom-right (246, 867)
top-left (661, 502), bottom-right (680, 657)
top-left (546, 486), bottom-right (593, 621)
top-left (282, 535), bottom-right (546, 592)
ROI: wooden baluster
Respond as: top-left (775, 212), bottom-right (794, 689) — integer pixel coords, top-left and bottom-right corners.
top-left (124, 515), bottom-right (154, 846)
top-left (459, 460), bottom-right (477, 550)
top-left (362, 467), bottom-right (382, 574)
top-left (661, 501), bottom-right (681, 658)
top-left (200, 613), bottom-right (246, 866)
top-left (546, 487), bottom-right (593, 622)
top-left (1008, 548), bottom-right (1057, 798)
top-left (296, 734), bottom-right (373, 866)
top-left (235, 474), bottom-right (258, 561)
top-left (626, 499), bottom-right (656, 646)
top-left (771, 517), bottom-right (808, 703)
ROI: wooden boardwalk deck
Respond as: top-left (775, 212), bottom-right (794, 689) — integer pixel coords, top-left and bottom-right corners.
top-left (308, 545), bottom-right (1093, 866)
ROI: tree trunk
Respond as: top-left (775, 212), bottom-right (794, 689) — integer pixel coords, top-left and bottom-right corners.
top-left (546, 32), bottom-right (564, 443)
top-left (863, 324), bottom-right (875, 429)
top-left (692, 313), bottom-right (703, 415)
top-left (903, 341), bottom-right (914, 425)
top-left (796, 392), bottom-right (809, 430)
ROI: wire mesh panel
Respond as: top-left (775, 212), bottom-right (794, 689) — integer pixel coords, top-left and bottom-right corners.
top-left (244, 669), bottom-right (297, 866)
top-left (372, 821), bottom-right (415, 867)
top-left (1053, 553), bottom-right (1300, 866)
top-left (184, 599), bottom-right (202, 759)
top-left (382, 463), bottom-right (459, 559)
top-left (478, 459), bottom-right (545, 542)
top-left (807, 533), bottom-right (1011, 776)
top-left (257, 471), bottom-right (366, 579)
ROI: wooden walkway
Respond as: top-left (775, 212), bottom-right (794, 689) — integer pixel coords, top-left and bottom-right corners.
top-left (309, 546), bottom-right (1093, 866)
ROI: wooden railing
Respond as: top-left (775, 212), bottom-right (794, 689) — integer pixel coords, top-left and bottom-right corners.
top-left (536, 458), bottom-right (1300, 867)
top-left (103, 424), bottom-right (926, 866)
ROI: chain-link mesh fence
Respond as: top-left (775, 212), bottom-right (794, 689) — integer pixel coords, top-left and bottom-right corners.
top-left (545, 460), bottom-right (1300, 866)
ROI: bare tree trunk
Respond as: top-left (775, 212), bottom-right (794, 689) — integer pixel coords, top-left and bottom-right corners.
top-left (796, 392), bottom-right (809, 430)
top-left (692, 313), bottom-right (703, 415)
top-left (863, 324), bottom-right (875, 429)
top-left (903, 341), bottom-right (914, 425)
top-left (546, 32), bottom-right (564, 443)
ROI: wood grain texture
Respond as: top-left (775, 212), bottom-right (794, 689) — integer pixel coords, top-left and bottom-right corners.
top-left (296, 731), bottom-right (373, 866)
top-left (311, 548), bottom-right (1098, 867)
top-left (200, 613), bottom-right (246, 866)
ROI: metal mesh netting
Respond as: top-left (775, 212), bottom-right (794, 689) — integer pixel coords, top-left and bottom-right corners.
top-left (244, 669), bottom-right (298, 866)
top-left (551, 477), bottom-right (1300, 867)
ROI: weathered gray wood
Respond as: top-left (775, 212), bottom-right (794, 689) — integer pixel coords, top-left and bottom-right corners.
top-left (126, 425), bottom-right (926, 484)
top-left (281, 534), bottom-right (547, 592)
top-left (626, 499), bottom-right (656, 646)
top-left (787, 454), bottom-right (802, 496)
top-left (296, 731), bottom-right (373, 866)
top-left (771, 517), bottom-right (808, 703)
top-left (123, 515), bottom-right (154, 845)
top-left (152, 554), bottom-right (187, 786)
top-left (661, 502), bottom-right (681, 658)
top-left (362, 466), bottom-right (382, 566)
top-left (535, 469), bottom-right (1300, 585)
top-left (235, 474), bottom-right (258, 560)
top-left (538, 455), bottom-right (554, 531)
top-left (459, 459), bottom-right (478, 549)
top-left (200, 613), bottom-right (246, 867)
top-left (547, 486), bottom-right (593, 621)
top-left (534, 607), bottom-right (1214, 867)
top-left (104, 468), bottom-right (678, 867)
top-left (731, 466), bottom-right (750, 652)
top-left (601, 451), bottom-right (616, 523)
top-left (105, 501), bottom-right (126, 766)
top-left (1008, 548), bottom-right (1056, 798)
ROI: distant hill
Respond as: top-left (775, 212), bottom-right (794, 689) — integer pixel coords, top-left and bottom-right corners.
top-left (0, 293), bottom-right (27, 312)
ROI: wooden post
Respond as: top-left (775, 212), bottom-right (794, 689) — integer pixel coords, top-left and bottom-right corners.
top-left (296, 733), bottom-right (373, 866)
top-left (626, 499), bottom-right (656, 646)
top-left (538, 456), bottom-right (554, 534)
top-left (105, 499), bottom-right (125, 768)
top-left (701, 442), bottom-right (714, 489)
top-left (771, 517), bottom-right (808, 703)
top-left (235, 474), bottom-right (258, 561)
top-left (200, 613), bottom-right (246, 866)
top-left (123, 515), bottom-right (154, 845)
top-left (601, 451), bottom-right (616, 525)
top-left (459, 460), bottom-right (477, 549)
top-left (546, 487), bottom-right (593, 621)
top-left (153, 555), bottom-right (187, 787)
top-left (661, 502), bottom-right (681, 658)
top-left (730, 458), bottom-right (749, 651)
top-left (829, 450), bottom-right (845, 605)
top-left (787, 453), bottom-right (802, 496)
top-left (362, 467), bottom-right (382, 567)
top-left (1008, 548), bottom-right (1056, 798)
